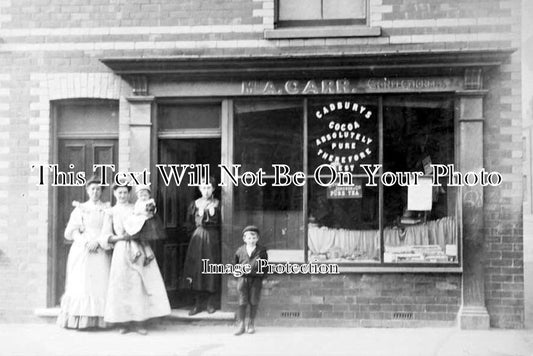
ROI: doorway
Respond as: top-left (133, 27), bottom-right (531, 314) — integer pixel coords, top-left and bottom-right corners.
top-left (54, 139), bottom-right (118, 304)
top-left (51, 100), bottom-right (119, 306)
top-left (156, 138), bottom-right (221, 308)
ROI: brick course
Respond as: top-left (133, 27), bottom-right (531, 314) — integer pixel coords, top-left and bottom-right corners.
top-left (226, 274), bottom-right (460, 326)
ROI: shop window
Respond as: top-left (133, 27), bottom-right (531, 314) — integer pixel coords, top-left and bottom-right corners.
top-left (308, 180), bottom-right (380, 262)
top-left (234, 100), bottom-right (305, 259)
top-left (234, 100), bottom-right (303, 175)
top-left (277, 0), bottom-right (367, 27)
top-left (307, 97), bottom-right (380, 263)
top-left (382, 96), bottom-right (457, 264)
top-left (233, 95), bottom-right (458, 266)
top-left (233, 182), bottom-right (304, 250)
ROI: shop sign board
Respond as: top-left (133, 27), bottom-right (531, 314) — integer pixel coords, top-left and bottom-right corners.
top-left (327, 180), bottom-right (363, 199)
top-left (151, 77), bottom-right (460, 97)
top-left (241, 78), bottom-right (453, 95)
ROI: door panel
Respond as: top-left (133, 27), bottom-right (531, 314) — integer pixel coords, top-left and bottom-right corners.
top-left (55, 139), bottom-right (117, 305)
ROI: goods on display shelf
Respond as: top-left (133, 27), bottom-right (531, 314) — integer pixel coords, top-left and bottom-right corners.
top-left (384, 244), bottom-right (449, 263)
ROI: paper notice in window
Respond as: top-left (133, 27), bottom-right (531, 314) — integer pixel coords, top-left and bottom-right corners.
top-left (407, 177), bottom-right (433, 211)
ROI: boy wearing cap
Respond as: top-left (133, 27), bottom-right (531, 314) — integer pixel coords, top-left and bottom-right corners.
top-left (233, 225), bottom-right (268, 335)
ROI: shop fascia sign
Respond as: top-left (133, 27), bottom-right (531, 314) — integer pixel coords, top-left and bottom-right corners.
top-left (241, 78), bottom-right (450, 95)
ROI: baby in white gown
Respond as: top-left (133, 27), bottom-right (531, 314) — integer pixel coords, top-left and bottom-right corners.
top-left (124, 185), bottom-right (156, 265)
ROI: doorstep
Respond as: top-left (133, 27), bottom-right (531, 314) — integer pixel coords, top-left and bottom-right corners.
top-left (34, 308), bottom-right (235, 322)
top-left (168, 309), bottom-right (235, 321)
top-left (34, 307), bottom-right (61, 318)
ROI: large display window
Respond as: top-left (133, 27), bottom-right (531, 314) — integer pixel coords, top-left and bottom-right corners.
top-left (233, 95), bottom-right (458, 266)
top-left (382, 96), bottom-right (457, 264)
top-left (233, 100), bottom-right (305, 257)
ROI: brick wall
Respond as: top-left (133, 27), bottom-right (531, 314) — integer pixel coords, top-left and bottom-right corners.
top-left (0, 69), bottom-right (47, 322)
top-left (1, 0), bottom-right (260, 27)
top-left (479, 0), bottom-right (523, 328)
top-left (227, 274), bottom-right (461, 327)
top-left (0, 0), bottom-right (519, 55)
top-left (483, 59), bottom-right (524, 327)
top-left (0, 0), bottom-right (523, 327)
top-left (0, 71), bottom-right (129, 321)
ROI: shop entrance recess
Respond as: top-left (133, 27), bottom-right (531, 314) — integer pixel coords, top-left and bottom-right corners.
top-left (155, 102), bottom-right (222, 308)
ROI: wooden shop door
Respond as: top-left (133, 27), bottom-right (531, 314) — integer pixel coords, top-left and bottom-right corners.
top-left (54, 139), bottom-right (117, 305)
top-left (156, 138), bottom-right (221, 308)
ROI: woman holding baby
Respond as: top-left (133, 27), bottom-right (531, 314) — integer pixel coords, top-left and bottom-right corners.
top-left (101, 183), bottom-right (171, 334)
top-left (58, 178), bottom-right (170, 333)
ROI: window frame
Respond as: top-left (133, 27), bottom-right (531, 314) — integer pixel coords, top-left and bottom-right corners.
top-left (274, 0), bottom-right (369, 28)
top-left (231, 94), bottom-right (462, 270)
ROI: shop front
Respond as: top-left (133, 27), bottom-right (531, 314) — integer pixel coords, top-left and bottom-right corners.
top-left (92, 49), bottom-right (511, 327)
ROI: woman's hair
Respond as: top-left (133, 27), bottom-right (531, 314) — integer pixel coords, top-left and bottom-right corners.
top-left (112, 182), bottom-right (132, 192)
top-left (201, 176), bottom-right (217, 189)
top-left (85, 174), bottom-right (102, 188)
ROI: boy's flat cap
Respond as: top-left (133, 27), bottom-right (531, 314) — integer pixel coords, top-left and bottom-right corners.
top-left (242, 225), bottom-right (260, 235)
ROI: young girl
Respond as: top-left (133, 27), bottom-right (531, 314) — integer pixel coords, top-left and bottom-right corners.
top-left (182, 177), bottom-right (221, 315)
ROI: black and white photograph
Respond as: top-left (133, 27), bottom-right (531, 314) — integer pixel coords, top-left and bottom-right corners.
top-left (0, 0), bottom-right (532, 355)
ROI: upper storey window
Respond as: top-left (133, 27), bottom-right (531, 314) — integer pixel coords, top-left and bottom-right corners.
top-left (266, 0), bottom-right (379, 39)
top-left (277, 0), bottom-right (367, 27)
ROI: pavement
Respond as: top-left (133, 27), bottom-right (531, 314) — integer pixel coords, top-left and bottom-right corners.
top-left (0, 322), bottom-right (532, 356)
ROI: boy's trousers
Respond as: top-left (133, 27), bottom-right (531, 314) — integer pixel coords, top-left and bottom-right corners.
top-left (237, 276), bottom-right (263, 306)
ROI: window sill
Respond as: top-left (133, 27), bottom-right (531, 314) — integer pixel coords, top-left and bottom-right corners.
top-left (262, 264), bottom-right (462, 274)
top-left (267, 250), bottom-right (462, 273)
top-left (264, 26), bottom-right (381, 40)
top-left (338, 266), bottom-right (462, 274)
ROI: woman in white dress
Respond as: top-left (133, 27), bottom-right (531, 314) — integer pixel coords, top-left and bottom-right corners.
top-left (57, 176), bottom-right (112, 329)
top-left (103, 184), bottom-right (171, 335)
